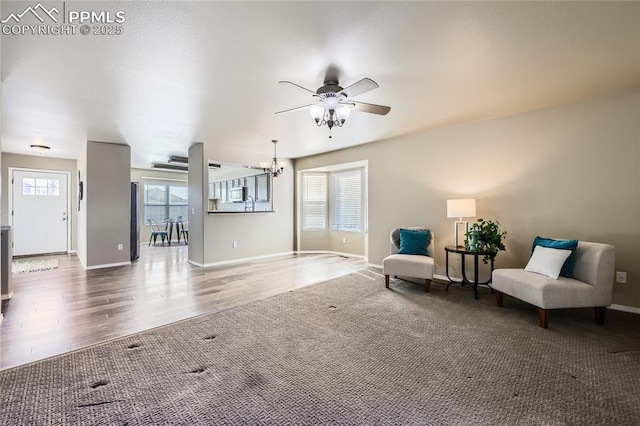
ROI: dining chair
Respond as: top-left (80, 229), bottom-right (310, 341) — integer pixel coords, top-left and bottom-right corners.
top-left (179, 220), bottom-right (188, 244)
top-left (148, 219), bottom-right (168, 246)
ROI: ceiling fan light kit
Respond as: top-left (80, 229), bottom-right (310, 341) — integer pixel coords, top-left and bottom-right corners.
top-left (276, 69), bottom-right (390, 139)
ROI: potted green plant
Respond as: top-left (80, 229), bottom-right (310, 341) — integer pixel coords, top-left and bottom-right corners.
top-left (464, 218), bottom-right (507, 264)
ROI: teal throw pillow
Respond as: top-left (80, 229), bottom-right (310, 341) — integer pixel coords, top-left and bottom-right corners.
top-left (398, 228), bottom-right (430, 256)
top-left (532, 236), bottom-right (579, 278)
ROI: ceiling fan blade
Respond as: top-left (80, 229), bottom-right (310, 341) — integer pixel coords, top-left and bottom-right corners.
top-left (338, 78), bottom-right (379, 98)
top-left (275, 104), bottom-right (313, 115)
top-left (278, 80), bottom-right (317, 95)
top-left (348, 100), bottom-right (391, 115)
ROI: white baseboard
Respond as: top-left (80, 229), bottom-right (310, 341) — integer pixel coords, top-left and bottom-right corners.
top-left (1, 291), bottom-right (14, 301)
top-left (85, 261), bottom-right (131, 270)
top-left (68, 250), bottom-right (78, 255)
top-left (609, 304), bottom-right (640, 315)
top-left (297, 250), bottom-right (367, 260)
top-left (368, 263), bottom-right (382, 269)
top-left (190, 251), bottom-right (295, 268)
top-left (0, 313), bottom-right (3, 325)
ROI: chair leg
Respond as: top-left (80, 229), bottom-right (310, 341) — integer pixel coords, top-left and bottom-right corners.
top-left (538, 308), bottom-right (549, 329)
top-left (425, 279), bottom-right (431, 293)
top-left (149, 235), bottom-right (153, 246)
top-left (385, 275), bottom-right (390, 288)
top-left (496, 291), bottom-right (504, 307)
top-left (594, 307), bottom-right (606, 325)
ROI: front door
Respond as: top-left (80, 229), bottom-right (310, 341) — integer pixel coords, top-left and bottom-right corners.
top-left (12, 170), bottom-right (69, 256)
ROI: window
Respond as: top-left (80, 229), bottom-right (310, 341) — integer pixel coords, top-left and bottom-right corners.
top-left (143, 182), bottom-right (188, 224)
top-left (22, 178), bottom-right (60, 196)
top-left (332, 170), bottom-right (361, 232)
top-left (302, 174), bottom-right (327, 230)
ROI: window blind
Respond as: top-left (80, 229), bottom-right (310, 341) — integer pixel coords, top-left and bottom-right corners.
top-left (332, 170), bottom-right (361, 232)
top-left (302, 174), bottom-right (327, 230)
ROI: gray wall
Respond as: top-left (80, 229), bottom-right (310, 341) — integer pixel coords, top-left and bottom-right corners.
top-left (84, 141), bottom-right (131, 268)
top-left (295, 89), bottom-right (640, 308)
top-left (77, 143), bottom-right (87, 266)
top-left (188, 143), bottom-right (206, 265)
top-left (1, 153), bottom-right (78, 251)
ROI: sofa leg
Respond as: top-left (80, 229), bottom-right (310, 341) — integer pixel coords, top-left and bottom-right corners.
top-left (538, 308), bottom-right (549, 329)
top-left (385, 275), bottom-right (390, 289)
top-left (594, 307), bottom-right (606, 325)
top-left (496, 291), bottom-right (504, 307)
top-left (425, 279), bottom-right (431, 293)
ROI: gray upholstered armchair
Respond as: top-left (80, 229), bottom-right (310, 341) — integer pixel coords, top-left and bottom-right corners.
top-left (492, 241), bottom-right (615, 328)
top-left (383, 227), bottom-right (434, 292)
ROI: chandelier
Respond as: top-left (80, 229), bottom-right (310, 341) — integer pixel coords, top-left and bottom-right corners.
top-left (260, 140), bottom-right (286, 179)
top-left (309, 93), bottom-right (352, 139)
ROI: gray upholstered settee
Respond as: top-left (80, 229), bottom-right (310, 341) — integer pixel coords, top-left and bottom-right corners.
top-left (492, 241), bottom-right (615, 328)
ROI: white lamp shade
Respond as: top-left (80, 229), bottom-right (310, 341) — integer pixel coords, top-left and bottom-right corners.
top-left (336, 105), bottom-right (351, 121)
top-left (447, 199), bottom-right (476, 218)
top-left (324, 96), bottom-right (338, 111)
top-left (309, 104), bottom-right (325, 121)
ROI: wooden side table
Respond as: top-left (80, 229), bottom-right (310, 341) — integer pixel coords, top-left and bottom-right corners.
top-left (444, 245), bottom-right (494, 300)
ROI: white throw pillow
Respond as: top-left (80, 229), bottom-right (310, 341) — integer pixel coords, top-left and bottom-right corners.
top-left (524, 246), bottom-right (572, 279)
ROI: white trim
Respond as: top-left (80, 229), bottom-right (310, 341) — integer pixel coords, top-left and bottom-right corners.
top-left (368, 263), bottom-right (382, 269)
top-left (77, 253), bottom-right (87, 270)
top-left (68, 250), bottom-right (78, 255)
top-left (609, 304), bottom-right (640, 315)
top-left (84, 261), bottom-right (131, 270)
top-left (0, 313), bottom-right (3, 325)
top-left (8, 167), bottom-right (73, 254)
top-left (140, 176), bottom-right (188, 183)
top-left (191, 251), bottom-right (295, 268)
top-left (1, 291), bottom-right (14, 301)
top-left (434, 273), bottom-right (462, 283)
top-left (296, 250), bottom-right (367, 260)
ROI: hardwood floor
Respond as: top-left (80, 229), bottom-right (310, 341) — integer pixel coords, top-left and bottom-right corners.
top-left (0, 246), bottom-right (368, 370)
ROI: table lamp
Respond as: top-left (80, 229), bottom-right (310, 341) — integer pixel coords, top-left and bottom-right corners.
top-left (447, 199), bottom-right (476, 247)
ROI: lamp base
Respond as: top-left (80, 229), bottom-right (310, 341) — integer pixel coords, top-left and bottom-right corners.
top-left (453, 220), bottom-right (469, 248)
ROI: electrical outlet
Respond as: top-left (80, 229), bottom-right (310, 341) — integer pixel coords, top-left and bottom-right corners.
top-left (191, 208), bottom-right (195, 214)
top-left (117, 243), bottom-right (123, 251)
top-left (342, 238), bottom-right (347, 244)
top-left (232, 241), bottom-right (238, 249)
top-left (616, 271), bottom-right (627, 284)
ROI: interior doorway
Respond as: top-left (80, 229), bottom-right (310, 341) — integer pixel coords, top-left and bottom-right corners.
top-left (9, 169), bottom-right (71, 256)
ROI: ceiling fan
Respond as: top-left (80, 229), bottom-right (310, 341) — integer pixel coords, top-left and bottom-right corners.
top-left (275, 67), bottom-right (391, 138)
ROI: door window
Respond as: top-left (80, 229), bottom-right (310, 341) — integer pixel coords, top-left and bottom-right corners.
top-left (22, 178), bottom-right (60, 196)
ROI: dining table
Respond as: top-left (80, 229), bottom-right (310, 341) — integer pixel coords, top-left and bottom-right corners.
top-left (163, 219), bottom-right (186, 245)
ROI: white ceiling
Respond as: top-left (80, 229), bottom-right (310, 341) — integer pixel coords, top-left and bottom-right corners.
top-left (2, 1), bottom-right (639, 168)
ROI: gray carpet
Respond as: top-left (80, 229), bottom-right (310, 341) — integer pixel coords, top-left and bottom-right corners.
top-left (1, 271), bottom-right (639, 425)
